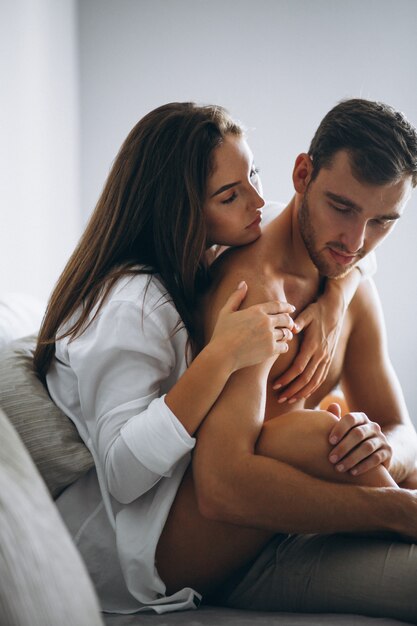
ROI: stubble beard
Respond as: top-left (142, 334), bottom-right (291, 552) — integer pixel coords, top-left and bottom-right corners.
top-left (298, 193), bottom-right (358, 279)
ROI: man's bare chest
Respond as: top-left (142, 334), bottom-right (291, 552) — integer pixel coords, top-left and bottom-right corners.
top-left (264, 300), bottom-right (353, 420)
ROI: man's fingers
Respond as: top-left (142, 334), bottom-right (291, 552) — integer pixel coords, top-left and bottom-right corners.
top-left (272, 351), bottom-right (313, 390)
top-left (348, 449), bottom-right (392, 476)
top-left (275, 358), bottom-right (320, 403)
top-left (289, 360), bottom-right (329, 401)
top-left (291, 308), bottom-right (312, 333)
top-left (330, 443), bottom-right (389, 475)
top-left (328, 412), bottom-right (368, 445)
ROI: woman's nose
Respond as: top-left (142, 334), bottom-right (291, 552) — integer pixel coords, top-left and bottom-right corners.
top-left (250, 183), bottom-right (265, 209)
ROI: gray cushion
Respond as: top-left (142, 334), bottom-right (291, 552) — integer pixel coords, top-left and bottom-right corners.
top-left (0, 406), bottom-right (103, 626)
top-left (0, 335), bottom-right (93, 497)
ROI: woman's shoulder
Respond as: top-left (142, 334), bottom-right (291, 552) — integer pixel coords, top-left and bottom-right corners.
top-left (103, 271), bottom-right (180, 326)
top-left (108, 271), bottom-right (166, 304)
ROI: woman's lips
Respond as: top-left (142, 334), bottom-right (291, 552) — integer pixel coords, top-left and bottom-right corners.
top-left (328, 248), bottom-right (356, 265)
top-left (246, 215), bottom-right (262, 229)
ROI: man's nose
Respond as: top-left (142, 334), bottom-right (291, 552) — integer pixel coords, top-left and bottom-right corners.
top-left (343, 222), bottom-right (366, 253)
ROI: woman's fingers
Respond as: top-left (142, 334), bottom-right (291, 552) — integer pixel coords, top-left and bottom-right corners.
top-left (219, 281), bottom-right (248, 314)
top-left (212, 293), bottom-right (297, 371)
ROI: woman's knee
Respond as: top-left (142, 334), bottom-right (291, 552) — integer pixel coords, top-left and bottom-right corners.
top-left (256, 409), bottom-right (338, 471)
top-left (256, 409), bottom-right (394, 487)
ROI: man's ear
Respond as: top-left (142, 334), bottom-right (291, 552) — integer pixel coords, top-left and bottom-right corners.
top-left (292, 153), bottom-right (313, 194)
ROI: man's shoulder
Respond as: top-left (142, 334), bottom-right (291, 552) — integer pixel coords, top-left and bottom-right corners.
top-left (347, 277), bottom-right (384, 333)
top-left (210, 237), bottom-right (277, 300)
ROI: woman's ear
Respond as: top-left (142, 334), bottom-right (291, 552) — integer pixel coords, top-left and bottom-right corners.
top-left (292, 153), bottom-right (313, 193)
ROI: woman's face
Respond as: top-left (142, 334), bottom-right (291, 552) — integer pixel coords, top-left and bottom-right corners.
top-left (204, 135), bottom-right (265, 248)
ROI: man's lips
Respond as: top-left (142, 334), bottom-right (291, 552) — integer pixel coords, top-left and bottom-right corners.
top-left (328, 247), bottom-right (357, 265)
top-left (246, 215), bottom-right (262, 229)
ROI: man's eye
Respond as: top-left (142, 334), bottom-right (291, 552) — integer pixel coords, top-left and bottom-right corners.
top-left (331, 204), bottom-right (351, 214)
top-left (222, 192), bottom-right (238, 205)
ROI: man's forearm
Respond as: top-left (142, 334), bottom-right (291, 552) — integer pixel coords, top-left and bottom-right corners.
top-left (194, 446), bottom-right (416, 538)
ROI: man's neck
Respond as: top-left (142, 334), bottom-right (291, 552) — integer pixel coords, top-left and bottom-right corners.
top-left (268, 196), bottom-right (321, 284)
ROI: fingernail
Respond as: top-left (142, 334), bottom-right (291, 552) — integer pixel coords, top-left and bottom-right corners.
top-left (288, 398), bottom-right (297, 404)
top-left (273, 383), bottom-right (282, 390)
top-left (237, 281), bottom-right (246, 289)
top-left (329, 436), bottom-right (338, 445)
top-left (329, 455), bottom-right (338, 463)
top-left (336, 464), bottom-right (344, 472)
top-left (351, 469), bottom-right (358, 476)
top-left (278, 397), bottom-right (287, 404)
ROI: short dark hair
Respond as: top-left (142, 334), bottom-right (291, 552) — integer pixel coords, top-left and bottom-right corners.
top-left (308, 98), bottom-right (417, 187)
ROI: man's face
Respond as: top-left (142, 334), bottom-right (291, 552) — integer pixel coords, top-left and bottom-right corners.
top-left (298, 151), bottom-right (413, 278)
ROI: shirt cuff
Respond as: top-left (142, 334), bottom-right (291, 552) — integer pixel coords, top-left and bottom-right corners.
top-left (120, 395), bottom-right (196, 476)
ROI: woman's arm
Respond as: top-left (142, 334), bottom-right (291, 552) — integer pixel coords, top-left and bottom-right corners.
top-left (166, 281), bottom-right (294, 436)
top-left (69, 279), bottom-right (293, 505)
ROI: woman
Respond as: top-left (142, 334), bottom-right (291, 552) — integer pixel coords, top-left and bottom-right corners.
top-left (34, 102), bottom-right (369, 613)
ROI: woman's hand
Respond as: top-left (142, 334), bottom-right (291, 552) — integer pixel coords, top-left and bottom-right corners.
top-left (326, 403), bottom-right (393, 476)
top-left (210, 281), bottom-right (295, 372)
top-left (272, 286), bottom-right (345, 404)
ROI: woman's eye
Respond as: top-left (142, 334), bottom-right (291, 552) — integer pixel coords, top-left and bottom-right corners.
top-left (372, 218), bottom-right (392, 228)
top-left (222, 192), bottom-right (238, 205)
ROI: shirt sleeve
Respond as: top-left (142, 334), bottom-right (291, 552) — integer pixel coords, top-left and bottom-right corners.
top-left (68, 298), bottom-right (195, 505)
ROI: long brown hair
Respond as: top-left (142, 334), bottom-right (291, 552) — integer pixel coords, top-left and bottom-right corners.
top-left (34, 102), bottom-right (242, 381)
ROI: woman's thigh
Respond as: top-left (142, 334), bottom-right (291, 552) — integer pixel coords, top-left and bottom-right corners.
top-left (156, 408), bottom-right (392, 596)
top-left (155, 464), bottom-right (272, 596)
top-left (220, 532), bottom-right (417, 623)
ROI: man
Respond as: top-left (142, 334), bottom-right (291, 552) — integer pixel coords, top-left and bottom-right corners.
top-left (157, 99), bottom-right (417, 622)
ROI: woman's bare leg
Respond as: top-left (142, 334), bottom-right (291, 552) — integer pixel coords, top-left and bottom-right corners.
top-left (156, 465), bottom-right (272, 596)
top-left (257, 409), bottom-right (397, 488)
top-left (156, 409), bottom-right (395, 596)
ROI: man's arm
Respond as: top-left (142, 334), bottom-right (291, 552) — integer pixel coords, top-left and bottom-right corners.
top-left (193, 273), bottom-right (417, 537)
top-left (337, 278), bottom-right (417, 484)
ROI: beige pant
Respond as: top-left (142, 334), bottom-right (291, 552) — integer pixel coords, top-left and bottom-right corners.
top-left (214, 533), bottom-right (417, 623)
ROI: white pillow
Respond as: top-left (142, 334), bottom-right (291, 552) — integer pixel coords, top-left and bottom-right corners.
top-left (0, 292), bottom-right (46, 351)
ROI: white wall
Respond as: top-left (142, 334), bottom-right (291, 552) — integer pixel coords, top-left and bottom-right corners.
top-left (3, 1), bottom-right (416, 420)
top-left (78, 0), bottom-right (417, 421)
top-left (0, 0), bottom-right (80, 302)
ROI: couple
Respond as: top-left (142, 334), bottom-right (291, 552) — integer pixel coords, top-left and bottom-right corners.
top-left (35, 98), bottom-right (417, 621)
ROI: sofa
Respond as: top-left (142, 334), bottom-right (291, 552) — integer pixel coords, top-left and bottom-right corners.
top-left (0, 294), bottom-right (413, 626)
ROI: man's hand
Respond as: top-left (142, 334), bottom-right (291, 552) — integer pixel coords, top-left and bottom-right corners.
top-left (272, 299), bottom-right (343, 403)
top-left (326, 403), bottom-right (393, 476)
